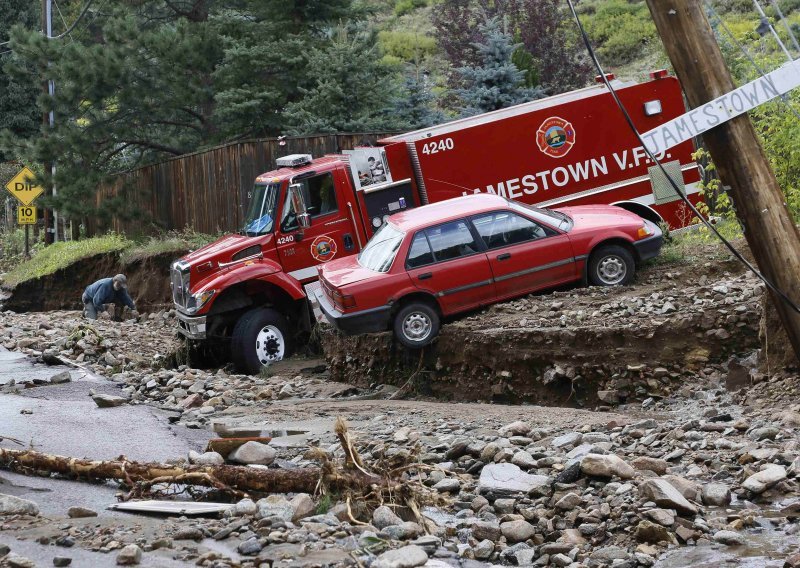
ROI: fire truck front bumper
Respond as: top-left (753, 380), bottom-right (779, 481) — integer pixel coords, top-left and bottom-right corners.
top-left (176, 311), bottom-right (208, 340)
top-left (314, 289), bottom-right (391, 335)
top-left (632, 224), bottom-right (664, 262)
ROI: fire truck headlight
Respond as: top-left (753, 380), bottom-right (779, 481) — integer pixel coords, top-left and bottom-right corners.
top-left (190, 289), bottom-right (216, 313)
top-left (644, 100), bottom-right (662, 116)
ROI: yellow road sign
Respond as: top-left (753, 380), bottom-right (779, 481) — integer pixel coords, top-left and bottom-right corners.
top-left (17, 206), bottom-right (36, 225)
top-left (5, 166), bottom-right (44, 206)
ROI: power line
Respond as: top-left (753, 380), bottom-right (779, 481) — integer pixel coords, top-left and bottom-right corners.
top-left (768, 0), bottom-right (800, 54)
top-left (51, 0), bottom-right (94, 39)
top-left (705, 1), bottom-right (800, 121)
top-left (564, 0), bottom-right (800, 315)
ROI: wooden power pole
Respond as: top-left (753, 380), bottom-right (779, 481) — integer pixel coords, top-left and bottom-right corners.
top-left (645, 0), bottom-right (800, 362)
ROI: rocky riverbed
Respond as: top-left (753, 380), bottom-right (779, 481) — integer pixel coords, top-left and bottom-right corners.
top-left (2, 249), bottom-right (800, 567)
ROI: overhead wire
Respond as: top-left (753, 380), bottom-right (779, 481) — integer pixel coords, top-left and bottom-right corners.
top-left (768, 0), bottom-right (800, 53)
top-left (564, 0), bottom-right (800, 314)
top-left (705, 0), bottom-right (800, 121)
top-left (50, 0), bottom-right (94, 39)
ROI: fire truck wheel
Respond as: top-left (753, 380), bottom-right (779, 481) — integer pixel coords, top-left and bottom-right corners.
top-left (394, 302), bottom-right (440, 349)
top-left (588, 245), bottom-right (635, 286)
top-left (231, 307), bottom-right (293, 374)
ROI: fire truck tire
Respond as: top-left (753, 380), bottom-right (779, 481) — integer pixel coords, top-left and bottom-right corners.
top-left (394, 302), bottom-right (440, 349)
top-left (588, 245), bottom-right (635, 286)
top-left (231, 308), bottom-right (293, 374)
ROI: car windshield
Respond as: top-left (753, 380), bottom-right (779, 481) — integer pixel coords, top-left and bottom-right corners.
top-left (242, 183), bottom-right (281, 236)
top-left (512, 202), bottom-right (573, 231)
top-left (358, 223), bottom-right (405, 273)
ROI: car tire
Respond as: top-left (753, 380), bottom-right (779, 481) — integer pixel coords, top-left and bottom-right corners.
top-left (231, 307), bottom-right (293, 374)
top-left (394, 302), bottom-right (440, 349)
top-left (588, 245), bottom-right (635, 286)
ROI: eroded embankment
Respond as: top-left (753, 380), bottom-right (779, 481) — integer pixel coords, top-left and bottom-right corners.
top-left (324, 262), bottom-right (764, 406)
top-left (0, 249), bottom-right (186, 313)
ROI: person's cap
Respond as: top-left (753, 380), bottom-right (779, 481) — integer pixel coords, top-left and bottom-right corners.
top-left (112, 274), bottom-right (128, 289)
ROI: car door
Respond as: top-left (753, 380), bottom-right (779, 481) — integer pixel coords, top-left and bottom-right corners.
top-left (470, 210), bottom-right (577, 300)
top-left (275, 172), bottom-right (359, 282)
top-left (405, 219), bottom-right (495, 315)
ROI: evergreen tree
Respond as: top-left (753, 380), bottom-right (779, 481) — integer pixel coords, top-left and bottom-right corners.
top-left (284, 26), bottom-right (398, 134)
top-left (455, 18), bottom-right (544, 117)
top-left (391, 69), bottom-right (444, 129)
top-left (433, 0), bottom-right (590, 95)
top-left (0, 0), bottom-right (39, 162)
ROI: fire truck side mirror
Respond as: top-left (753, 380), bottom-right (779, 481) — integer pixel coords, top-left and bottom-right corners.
top-left (289, 183), bottom-right (311, 230)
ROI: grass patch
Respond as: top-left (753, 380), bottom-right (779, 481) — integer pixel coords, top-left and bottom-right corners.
top-left (120, 231), bottom-right (216, 265)
top-left (648, 219), bottom-right (744, 267)
top-left (3, 234), bottom-right (129, 287)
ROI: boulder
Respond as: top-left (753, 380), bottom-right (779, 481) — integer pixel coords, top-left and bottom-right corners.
top-left (635, 520), bottom-right (675, 544)
top-left (372, 545), bottom-right (428, 568)
top-left (638, 479), bottom-right (698, 515)
top-left (0, 494), bottom-right (39, 516)
top-left (500, 520), bottom-right (536, 543)
top-left (580, 453), bottom-right (635, 479)
top-left (701, 483), bottom-right (732, 506)
top-left (632, 456), bottom-right (668, 475)
top-left (92, 394), bottom-right (128, 408)
top-left (713, 530), bottom-right (746, 545)
top-left (478, 463), bottom-right (551, 498)
top-left (228, 441), bottom-right (276, 465)
top-left (373, 505), bottom-right (403, 529)
top-left (256, 495), bottom-right (294, 521)
top-left (116, 544), bottom-right (142, 565)
top-left (742, 465), bottom-right (787, 494)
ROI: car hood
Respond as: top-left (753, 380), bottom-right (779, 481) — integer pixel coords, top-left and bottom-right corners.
top-left (556, 205), bottom-right (641, 230)
top-left (320, 255), bottom-right (380, 288)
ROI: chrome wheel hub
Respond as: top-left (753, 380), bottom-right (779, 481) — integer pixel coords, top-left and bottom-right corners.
top-left (256, 325), bottom-right (285, 365)
top-left (597, 255), bottom-right (626, 285)
top-left (403, 312), bottom-right (432, 342)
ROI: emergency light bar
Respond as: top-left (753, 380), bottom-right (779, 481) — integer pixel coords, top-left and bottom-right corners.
top-left (276, 154), bottom-right (313, 168)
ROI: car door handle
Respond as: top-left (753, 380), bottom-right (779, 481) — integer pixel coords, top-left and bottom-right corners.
top-left (497, 253), bottom-right (511, 261)
top-left (418, 272), bottom-right (433, 280)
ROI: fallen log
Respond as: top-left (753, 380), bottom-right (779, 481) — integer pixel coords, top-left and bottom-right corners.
top-left (0, 447), bottom-right (385, 496)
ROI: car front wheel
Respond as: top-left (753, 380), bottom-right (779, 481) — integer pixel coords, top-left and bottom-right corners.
top-left (231, 307), bottom-right (293, 374)
top-left (588, 245), bottom-right (635, 286)
top-left (394, 302), bottom-right (440, 349)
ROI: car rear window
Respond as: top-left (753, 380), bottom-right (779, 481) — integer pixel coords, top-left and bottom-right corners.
top-left (358, 222), bottom-right (405, 272)
top-left (425, 220), bottom-right (480, 262)
top-left (406, 232), bottom-right (434, 268)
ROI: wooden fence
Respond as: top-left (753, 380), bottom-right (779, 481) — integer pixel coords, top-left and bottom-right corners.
top-left (96, 133), bottom-right (395, 236)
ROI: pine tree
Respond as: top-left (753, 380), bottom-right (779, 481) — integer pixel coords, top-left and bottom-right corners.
top-left (0, 0), bottom-right (39, 162)
top-left (391, 70), bottom-right (445, 130)
top-left (284, 26), bottom-right (398, 134)
top-left (455, 18), bottom-right (544, 117)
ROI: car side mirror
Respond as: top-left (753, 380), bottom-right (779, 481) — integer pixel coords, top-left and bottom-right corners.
top-left (289, 183), bottom-right (311, 230)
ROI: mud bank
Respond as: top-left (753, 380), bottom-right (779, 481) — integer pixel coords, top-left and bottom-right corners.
top-left (324, 266), bottom-right (764, 406)
top-left (0, 249), bottom-right (186, 313)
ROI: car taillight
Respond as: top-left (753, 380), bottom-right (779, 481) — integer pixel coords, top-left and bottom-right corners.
top-left (331, 288), bottom-right (356, 310)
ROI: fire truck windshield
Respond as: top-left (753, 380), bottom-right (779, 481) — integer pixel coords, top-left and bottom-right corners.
top-left (242, 183), bottom-right (280, 236)
top-left (358, 223), bottom-right (405, 273)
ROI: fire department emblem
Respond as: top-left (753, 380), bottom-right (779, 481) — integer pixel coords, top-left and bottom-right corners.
top-left (536, 116), bottom-right (575, 158)
top-left (311, 235), bottom-right (338, 262)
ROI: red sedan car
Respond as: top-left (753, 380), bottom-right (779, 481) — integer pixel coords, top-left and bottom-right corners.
top-left (316, 194), bottom-right (662, 348)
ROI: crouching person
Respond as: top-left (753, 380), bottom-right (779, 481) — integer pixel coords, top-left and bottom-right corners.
top-left (82, 274), bottom-right (136, 321)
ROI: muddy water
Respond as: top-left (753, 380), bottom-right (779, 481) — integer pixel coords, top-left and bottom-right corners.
top-left (656, 504), bottom-right (800, 568)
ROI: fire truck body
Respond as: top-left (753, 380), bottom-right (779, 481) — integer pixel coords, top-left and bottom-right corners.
top-left (171, 72), bottom-right (701, 373)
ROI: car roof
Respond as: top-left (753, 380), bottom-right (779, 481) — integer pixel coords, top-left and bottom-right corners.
top-left (389, 194), bottom-right (509, 231)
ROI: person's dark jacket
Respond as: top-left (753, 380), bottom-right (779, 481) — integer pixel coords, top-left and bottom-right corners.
top-left (83, 278), bottom-right (135, 312)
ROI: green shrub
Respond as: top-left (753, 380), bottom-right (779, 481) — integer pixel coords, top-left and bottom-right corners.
top-left (378, 30), bottom-right (437, 63)
top-left (394, 0), bottom-right (427, 17)
top-left (583, 0), bottom-right (657, 65)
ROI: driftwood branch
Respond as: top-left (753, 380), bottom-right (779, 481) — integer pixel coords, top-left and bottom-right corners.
top-left (0, 448), bottom-right (385, 496)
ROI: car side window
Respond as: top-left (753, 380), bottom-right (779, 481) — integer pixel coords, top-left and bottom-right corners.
top-left (280, 173), bottom-right (337, 232)
top-left (425, 220), bottom-right (480, 262)
top-left (471, 211), bottom-right (552, 249)
top-left (406, 232), bottom-right (434, 268)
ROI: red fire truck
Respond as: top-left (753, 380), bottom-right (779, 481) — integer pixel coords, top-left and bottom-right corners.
top-left (171, 71), bottom-right (701, 373)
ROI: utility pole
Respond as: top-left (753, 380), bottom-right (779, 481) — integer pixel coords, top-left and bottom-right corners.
top-left (645, 0), bottom-right (800, 361)
top-left (41, 0), bottom-right (55, 244)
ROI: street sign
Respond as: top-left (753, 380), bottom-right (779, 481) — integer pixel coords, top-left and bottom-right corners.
top-left (4, 166), bottom-right (44, 206)
top-left (17, 206), bottom-right (36, 225)
top-left (641, 58), bottom-right (800, 155)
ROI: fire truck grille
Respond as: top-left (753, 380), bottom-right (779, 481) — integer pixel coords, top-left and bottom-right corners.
top-left (170, 263), bottom-right (191, 309)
